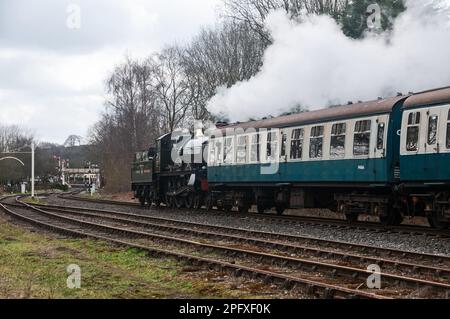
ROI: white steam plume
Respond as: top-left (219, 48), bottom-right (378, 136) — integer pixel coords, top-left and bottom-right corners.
top-left (207, 0), bottom-right (450, 121)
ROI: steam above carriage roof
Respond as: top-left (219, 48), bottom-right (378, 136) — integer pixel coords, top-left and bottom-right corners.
top-left (404, 86), bottom-right (450, 109)
top-left (219, 95), bottom-right (408, 132)
top-left (215, 86), bottom-right (450, 133)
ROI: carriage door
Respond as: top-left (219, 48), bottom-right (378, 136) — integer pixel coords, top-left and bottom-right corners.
top-left (280, 130), bottom-right (288, 163)
top-left (373, 119), bottom-right (387, 181)
top-left (374, 119), bottom-right (387, 158)
top-left (425, 110), bottom-right (440, 179)
top-left (278, 129), bottom-right (288, 178)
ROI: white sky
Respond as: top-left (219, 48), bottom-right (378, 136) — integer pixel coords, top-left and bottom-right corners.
top-left (0, 0), bottom-right (220, 144)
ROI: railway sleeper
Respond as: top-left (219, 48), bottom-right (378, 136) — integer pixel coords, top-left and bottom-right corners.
top-left (15, 198), bottom-right (450, 297)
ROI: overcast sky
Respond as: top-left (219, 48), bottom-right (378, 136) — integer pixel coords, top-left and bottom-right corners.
top-left (0, 0), bottom-right (220, 144)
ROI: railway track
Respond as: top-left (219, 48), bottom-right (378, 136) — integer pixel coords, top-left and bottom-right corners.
top-left (22, 202), bottom-right (450, 280)
top-left (2, 195), bottom-right (450, 298)
top-left (0, 197), bottom-right (385, 299)
top-left (58, 193), bottom-right (450, 239)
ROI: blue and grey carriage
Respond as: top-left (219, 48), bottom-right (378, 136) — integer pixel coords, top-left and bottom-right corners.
top-left (207, 87), bottom-right (450, 229)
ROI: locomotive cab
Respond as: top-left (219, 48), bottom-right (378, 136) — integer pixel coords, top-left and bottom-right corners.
top-left (131, 150), bottom-right (154, 206)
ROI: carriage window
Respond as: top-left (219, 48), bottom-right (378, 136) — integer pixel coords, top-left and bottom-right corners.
top-left (428, 115), bottom-right (438, 145)
top-left (447, 110), bottom-right (450, 149)
top-left (216, 140), bottom-right (223, 164)
top-left (377, 123), bottom-right (385, 150)
top-left (406, 112), bottom-right (421, 152)
top-left (309, 126), bottom-right (324, 159)
top-left (290, 128), bottom-right (304, 160)
top-left (250, 134), bottom-right (260, 162)
top-left (330, 123), bottom-right (346, 158)
top-left (353, 120), bottom-right (371, 156)
top-left (236, 136), bottom-right (248, 164)
top-left (224, 137), bottom-right (234, 164)
top-left (266, 130), bottom-right (279, 161)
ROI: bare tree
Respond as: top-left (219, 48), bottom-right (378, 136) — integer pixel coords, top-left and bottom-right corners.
top-left (147, 47), bottom-right (194, 132)
top-left (105, 57), bottom-right (160, 151)
top-left (181, 21), bottom-right (266, 121)
top-left (90, 57), bottom-right (163, 192)
top-left (222, 0), bottom-right (349, 44)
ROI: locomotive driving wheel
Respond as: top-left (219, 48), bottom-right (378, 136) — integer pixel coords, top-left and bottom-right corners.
top-left (175, 196), bottom-right (185, 209)
top-left (184, 194), bottom-right (195, 209)
top-left (150, 191), bottom-right (160, 207)
top-left (193, 194), bottom-right (203, 210)
top-left (153, 199), bottom-right (161, 207)
top-left (165, 195), bottom-right (174, 208)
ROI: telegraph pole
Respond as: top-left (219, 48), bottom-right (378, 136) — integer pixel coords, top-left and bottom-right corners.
top-left (31, 142), bottom-right (35, 198)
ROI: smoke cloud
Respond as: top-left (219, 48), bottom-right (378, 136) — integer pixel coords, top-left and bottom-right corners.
top-left (207, 0), bottom-right (450, 121)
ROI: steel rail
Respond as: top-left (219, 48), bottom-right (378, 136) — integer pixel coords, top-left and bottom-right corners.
top-left (0, 201), bottom-right (389, 300)
top-left (37, 200), bottom-right (450, 265)
top-left (20, 202), bottom-right (450, 280)
top-left (58, 194), bottom-right (450, 238)
top-left (10, 199), bottom-right (450, 298)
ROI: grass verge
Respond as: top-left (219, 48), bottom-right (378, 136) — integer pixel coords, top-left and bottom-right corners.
top-left (0, 216), bottom-right (285, 299)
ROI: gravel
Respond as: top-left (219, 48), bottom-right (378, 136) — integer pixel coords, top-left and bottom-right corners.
top-left (45, 196), bottom-right (450, 257)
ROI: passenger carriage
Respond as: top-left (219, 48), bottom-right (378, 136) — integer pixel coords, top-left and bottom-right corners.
top-left (207, 95), bottom-right (408, 224)
top-left (399, 87), bottom-right (450, 228)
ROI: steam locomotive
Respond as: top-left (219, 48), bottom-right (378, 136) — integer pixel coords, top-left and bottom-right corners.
top-left (132, 86), bottom-right (450, 230)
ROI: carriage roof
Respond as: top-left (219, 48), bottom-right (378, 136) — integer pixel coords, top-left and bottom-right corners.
top-left (218, 95), bottom-right (407, 133)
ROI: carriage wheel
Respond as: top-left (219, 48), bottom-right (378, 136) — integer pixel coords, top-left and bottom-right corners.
top-left (238, 205), bottom-right (250, 214)
top-left (428, 212), bottom-right (450, 230)
top-left (345, 213), bottom-right (359, 222)
top-left (223, 205), bottom-right (233, 212)
top-left (380, 208), bottom-right (403, 226)
top-left (378, 200), bottom-right (404, 226)
top-left (257, 204), bottom-right (266, 214)
top-left (275, 206), bottom-right (285, 216)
